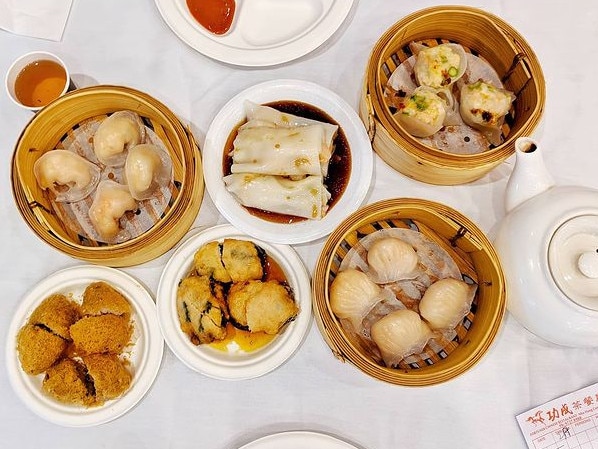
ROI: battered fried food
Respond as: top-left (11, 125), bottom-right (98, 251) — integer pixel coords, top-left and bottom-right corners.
top-left (228, 280), bottom-right (298, 334)
top-left (17, 324), bottom-right (67, 375)
top-left (81, 281), bottom-right (132, 317)
top-left (42, 358), bottom-right (95, 406)
top-left (28, 293), bottom-right (81, 340)
top-left (70, 314), bottom-right (132, 354)
top-left (176, 276), bottom-right (228, 344)
top-left (193, 241), bottom-right (232, 283)
top-left (82, 354), bottom-right (132, 404)
top-left (221, 239), bottom-right (264, 282)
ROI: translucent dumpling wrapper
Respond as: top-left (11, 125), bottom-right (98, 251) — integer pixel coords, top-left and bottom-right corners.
top-left (230, 124), bottom-right (326, 177)
top-left (223, 173), bottom-right (331, 220)
top-left (89, 180), bottom-right (138, 243)
top-left (370, 309), bottom-right (433, 367)
top-left (124, 143), bottom-right (173, 200)
top-left (393, 86), bottom-right (448, 138)
top-left (329, 269), bottom-right (385, 331)
top-left (413, 43), bottom-right (468, 89)
top-left (366, 237), bottom-right (419, 283)
top-left (459, 80), bottom-right (516, 146)
top-left (419, 278), bottom-right (477, 330)
top-left (33, 150), bottom-right (101, 203)
top-left (92, 110), bottom-right (146, 167)
top-left (241, 101), bottom-right (338, 177)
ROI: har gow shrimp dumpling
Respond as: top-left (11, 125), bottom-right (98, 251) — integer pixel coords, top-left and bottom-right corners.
top-left (93, 110), bottom-right (145, 167)
top-left (419, 278), bottom-right (476, 330)
top-left (124, 143), bottom-right (173, 200)
top-left (367, 237), bottom-right (419, 283)
top-left (33, 150), bottom-right (101, 203)
top-left (89, 180), bottom-right (138, 243)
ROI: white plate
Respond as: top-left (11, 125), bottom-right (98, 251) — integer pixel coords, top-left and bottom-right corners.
top-left (6, 265), bottom-right (164, 427)
top-left (156, 224), bottom-right (312, 380)
top-left (153, 0), bottom-right (355, 67)
top-left (238, 431), bottom-right (360, 449)
top-left (203, 79), bottom-right (373, 245)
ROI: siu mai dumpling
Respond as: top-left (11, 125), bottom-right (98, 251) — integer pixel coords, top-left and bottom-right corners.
top-left (33, 150), bottom-right (101, 203)
top-left (394, 87), bottom-right (447, 137)
top-left (93, 111), bottom-right (145, 167)
top-left (413, 43), bottom-right (467, 88)
top-left (230, 125), bottom-right (325, 177)
top-left (88, 180), bottom-right (138, 243)
top-left (124, 143), bottom-right (172, 200)
top-left (223, 173), bottom-right (331, 220)
top-left (459, 80), bottom-right (516, 146)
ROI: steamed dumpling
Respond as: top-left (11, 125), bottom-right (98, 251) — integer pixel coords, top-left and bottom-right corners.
top-left (33, 150), bottom-right (100, 202)
top-left (413, 43), bottom-right (467, 88)
top-left (89, 180), bottom-right (138, 242)
top-left (329, 269), bottom-right (383, 331)
top-left (459, 80), bottom-right (515, 146)
top-left (93, 111), bottom-right (145, 167)
top-left (394, 86), bottom-right (447, 137)
top-left (419, 278), bottom-right (476, 330)
top-left (370, 309), bottom-right (433, 367)
top-left (367, 237), bottom-right (418, 283)
top-left (124, 144), bottom-right (172, 200)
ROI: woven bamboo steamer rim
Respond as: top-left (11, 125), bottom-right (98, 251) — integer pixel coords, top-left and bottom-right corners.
top-left (361, 5), bottom-right (545, 185)
top-left (312, 198), bottom-right (506, 386)
top-left (11, 85), bottom-right (204, 267)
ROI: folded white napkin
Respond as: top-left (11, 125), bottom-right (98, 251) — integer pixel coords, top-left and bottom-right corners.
top-left (0, 0), bottom-right (73, 41)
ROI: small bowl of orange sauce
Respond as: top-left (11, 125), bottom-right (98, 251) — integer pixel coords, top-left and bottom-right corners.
top-left (156, 223), bottom-right (312, 380)
top-left (185, 0), bottom-right (237, 36)
top-left (5, 51), bottom-right (72, 112)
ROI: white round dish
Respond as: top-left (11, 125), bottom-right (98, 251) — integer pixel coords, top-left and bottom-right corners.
top-left (5, 265), bottom-right (164, 427)
top-left (153, 0), bottom-right (355, 67)
top-left (156, 224), bottom-right (312, 380)
top-left (203, 79), bottom-right (373, 245)
top-left (238, 431), bottom-right (359, 449)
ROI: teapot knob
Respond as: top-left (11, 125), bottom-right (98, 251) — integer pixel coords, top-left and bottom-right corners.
top-left (578, 250), bottom-right (598, 279)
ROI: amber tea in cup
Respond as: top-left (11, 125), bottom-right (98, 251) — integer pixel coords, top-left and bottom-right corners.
top-left (6, 51), bottom-right (71, 111)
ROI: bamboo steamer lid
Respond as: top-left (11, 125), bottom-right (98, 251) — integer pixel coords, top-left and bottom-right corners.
top-left (312, 198), bottom-right (506, 386)
top-left (360, 6), bottom-right (545, 185)
top-left (11, 85), bottom-right (204, 267)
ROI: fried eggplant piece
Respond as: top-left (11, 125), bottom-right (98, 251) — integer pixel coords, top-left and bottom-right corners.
top-left (221, 239), bottom-right (264, 283)
top-left (193, 241), bottom-right (232, 283)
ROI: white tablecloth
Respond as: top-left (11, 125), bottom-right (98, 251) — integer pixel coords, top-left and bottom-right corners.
top-left (2, 1), bottom-right (598, 448)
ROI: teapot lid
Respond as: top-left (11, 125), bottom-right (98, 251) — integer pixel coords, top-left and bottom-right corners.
top-left (548, 215), bottom-right (598, 310)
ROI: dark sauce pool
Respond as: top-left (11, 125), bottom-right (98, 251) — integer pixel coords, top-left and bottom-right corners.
top-left (222, 101), bottom-right (352, 224)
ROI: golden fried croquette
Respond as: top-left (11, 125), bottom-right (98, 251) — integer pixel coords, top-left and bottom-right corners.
top-left (42, 358), bottom-right (95, 406)
top-left (81, 281), bottom-right (132, 317)
top-left (221, 239), bottom-right (263, 283)
top-left (82, 354), bottom-right (132, 404)
top-left (17, 324), bottom-right (67, 375)
top-left (193, 241), bottom-right (232, 283)
top-left (28, 294), bottom-right (81, 340)
top-left (227, 280), bottom-right (298, 334)
top-left (70, 314), bottom-right (132, 355)
top-left (176, 276), bottom-right (228, 344)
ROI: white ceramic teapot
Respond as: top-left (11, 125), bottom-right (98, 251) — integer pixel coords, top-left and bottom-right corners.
top-left (494, 137), bottom-right (598, 347)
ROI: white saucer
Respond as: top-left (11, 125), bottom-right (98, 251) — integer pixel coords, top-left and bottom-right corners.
top-left (5, 265), bottom-right (164, 427)
top-left (238, 431), bottom-right (360, 449)
top-left (154, 0), bottom-right (355, 66)
top-left (156, 224), bottom-right (312, 380)
top-left (203, 79), bottom-right (373, 245)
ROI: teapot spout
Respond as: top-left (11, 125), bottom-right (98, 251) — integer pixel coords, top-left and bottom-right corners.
top-left (504, 137), bottom-right (555, 213)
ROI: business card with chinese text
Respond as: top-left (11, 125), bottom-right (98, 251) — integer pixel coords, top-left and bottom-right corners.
top-left (517, 382), bottom-right (598, 448)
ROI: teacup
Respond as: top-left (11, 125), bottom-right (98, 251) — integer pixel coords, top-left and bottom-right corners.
top-left (5, 51), bottom-right (72, 112)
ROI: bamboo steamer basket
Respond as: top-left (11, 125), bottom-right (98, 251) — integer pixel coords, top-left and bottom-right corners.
top-left (11, 85), bottom-right (204, 267)
top-left (312, 198), bottom-right (506, 386)
top-left (360, 6), bottom-right (545, 185)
